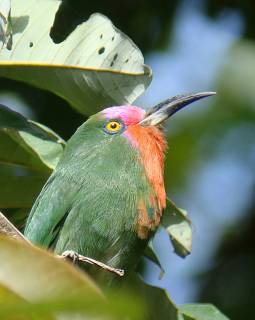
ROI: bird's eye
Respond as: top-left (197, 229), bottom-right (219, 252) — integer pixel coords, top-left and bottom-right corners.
top-left (105, 121), bottom-right (123, 134)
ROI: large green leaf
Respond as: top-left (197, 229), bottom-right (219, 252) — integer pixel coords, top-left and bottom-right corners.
top-left (0, 283), bottom-right (44, 320)
top-left (0, 235), bottom-right (143, 319)
top-left (162, 198), bottom-right (192, 257)
top-left (0, 235), bottom-right (100, 300)
top-left (0, 0), bottom-right (152, 115)
top-left (0, 104), bottom-right (65, 171)
top-left (179, 304), bottom-right (230, 320)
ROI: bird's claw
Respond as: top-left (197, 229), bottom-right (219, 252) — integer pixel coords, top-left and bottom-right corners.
top-left (61, 250), bottom-right (80, 264)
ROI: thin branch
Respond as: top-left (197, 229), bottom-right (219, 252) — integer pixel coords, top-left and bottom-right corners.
top-left (59, 250), bottom-right (125, 277)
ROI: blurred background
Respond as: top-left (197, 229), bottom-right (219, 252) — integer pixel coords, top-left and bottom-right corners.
top-left (1, 0), bottom-right (255, 319)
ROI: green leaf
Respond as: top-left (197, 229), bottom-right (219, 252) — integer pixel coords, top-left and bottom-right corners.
top-left (0, 0), bottom-right (152, 115)
top-left (0, 282), bottom-right (24, 304)
top-left (0, 235), bottom-right (101, 300)
top-left (0, 104), bottom-right (65, 171)
top-left (144, 240), bottom-right (165, 277)
top-left (0, 235), bottom-right (143, 319)
top-left (0, 283), bottom-right (40, 320)
top-left (162, 198), bottom-right (192, 258)
top-left (179, 304), bottom-right (230, 320)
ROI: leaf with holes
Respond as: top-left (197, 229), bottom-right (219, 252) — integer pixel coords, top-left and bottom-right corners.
top-left (162, 198), bottom-right (192, 258)
top-left (0, 0), bottom-right (152, 115)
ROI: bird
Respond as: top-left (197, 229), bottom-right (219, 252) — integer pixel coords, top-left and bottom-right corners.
top-left (24, 92), bottom-right (215, 282)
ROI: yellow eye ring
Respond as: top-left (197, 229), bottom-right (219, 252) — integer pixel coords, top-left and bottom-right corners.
top-left (105, 121), bottom-right (123, 134)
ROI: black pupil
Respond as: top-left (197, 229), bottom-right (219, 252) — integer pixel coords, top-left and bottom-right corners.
top-left (110, 122), bottom-right (118, 129)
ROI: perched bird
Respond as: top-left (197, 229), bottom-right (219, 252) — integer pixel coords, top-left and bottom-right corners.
top-left (24, 92), bottom-right (215, 280)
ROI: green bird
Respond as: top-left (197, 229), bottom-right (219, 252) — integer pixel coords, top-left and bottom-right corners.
top-left (24, 92), bottom-right (214, 280)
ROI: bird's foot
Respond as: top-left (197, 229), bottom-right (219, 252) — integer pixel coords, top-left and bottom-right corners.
top-left (58, 250), bottom-right (124, 277)
top-left (60, 250), bottom-right (80, 264)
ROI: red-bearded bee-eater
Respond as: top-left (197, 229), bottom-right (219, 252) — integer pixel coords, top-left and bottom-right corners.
top-left (24, 92), bottom-right (215, 280)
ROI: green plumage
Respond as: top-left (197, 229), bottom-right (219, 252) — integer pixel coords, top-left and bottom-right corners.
top-left (24, 113), bottom-right (153, 277)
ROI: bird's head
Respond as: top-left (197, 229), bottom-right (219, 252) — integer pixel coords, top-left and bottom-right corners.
top-left (94, 92), bottom-right (216, 156)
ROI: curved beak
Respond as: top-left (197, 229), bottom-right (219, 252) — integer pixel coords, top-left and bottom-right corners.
top-left (139, 92), bottom-right (216, 127)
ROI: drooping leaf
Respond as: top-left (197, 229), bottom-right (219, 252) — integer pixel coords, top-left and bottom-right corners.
top-left (0, 104), bottom-right (65, 171)
top-left (179, 304), bottom-right (230, 320)
top-left (162, 198), bottom-right (192, 257)
top-left (0, 0), bottom-right (12, 49)
top-left (144, 240), bottom-right (165, 277)
top-left (0, 0), bottom-right (152, 115)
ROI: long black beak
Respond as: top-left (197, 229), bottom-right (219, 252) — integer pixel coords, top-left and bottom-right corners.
top-left (139, 92), bottom-right (216, 126)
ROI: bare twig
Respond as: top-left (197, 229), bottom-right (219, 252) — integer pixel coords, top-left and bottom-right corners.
top-left (59, 250), bottom-right (124, 277)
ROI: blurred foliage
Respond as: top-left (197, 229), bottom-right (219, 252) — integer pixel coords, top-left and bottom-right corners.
top-left (198, 192), bottom-right (255, 320)
top-left (205, 0), bottom-right (255, 39)
top-left (0, 234), bottom-right (228, 319)
top-left (0, 235), bottom-right (143, 320)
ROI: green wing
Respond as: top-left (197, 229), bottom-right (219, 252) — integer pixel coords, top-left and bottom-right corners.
top-left (24, 172), bottom-right (79, 248)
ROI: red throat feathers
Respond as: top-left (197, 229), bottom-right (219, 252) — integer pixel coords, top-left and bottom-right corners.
top-left (125, 124), bottom-right (167, 238)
